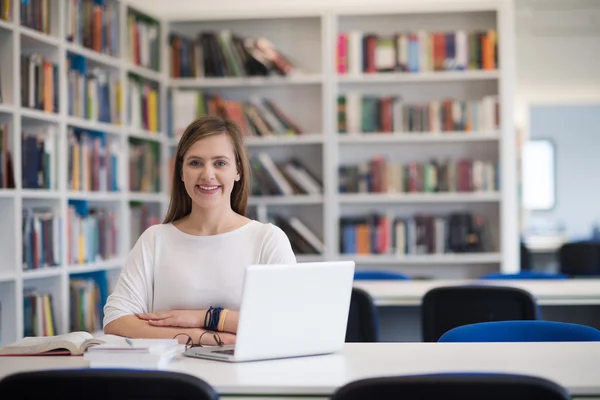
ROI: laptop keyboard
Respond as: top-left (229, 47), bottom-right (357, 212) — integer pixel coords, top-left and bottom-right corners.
top-left (212, 349), bottom-right (235, 355)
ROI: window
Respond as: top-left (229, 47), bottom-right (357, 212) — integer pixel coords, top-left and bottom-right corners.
top-left (521, 139), bottom-right (556, 210)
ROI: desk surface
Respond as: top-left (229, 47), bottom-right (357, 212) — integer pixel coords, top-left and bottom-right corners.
top-left (354, 279), bottom-right (600, 306)
top-left (1, 342), bottom-right (599, 399)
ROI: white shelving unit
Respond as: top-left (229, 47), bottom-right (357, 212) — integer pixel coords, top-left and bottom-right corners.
top-left (0, 0), bottom-right (170, 346)
top-left (0, 0), bottom-right (518, 345)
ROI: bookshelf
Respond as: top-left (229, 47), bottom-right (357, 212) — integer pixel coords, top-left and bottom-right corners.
top-left (0, 0), bottom-right (518, 346)
top-left (0, 0), bottom-right (170, 346)
top-left (164, 1), bottom-right (517, 278)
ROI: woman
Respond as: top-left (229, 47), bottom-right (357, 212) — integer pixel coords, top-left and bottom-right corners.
top-left (103, 116), bottom-right (296, 345)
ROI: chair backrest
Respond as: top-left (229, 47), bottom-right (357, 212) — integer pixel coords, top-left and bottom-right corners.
top-left (421, 285), bottom-right (539, 342)
top-left (353, 270), bottom-right (410, 280)
top-left (438, 320), bottom-right (600, 342)
top-left (0, 369), bottom-right (218, 400)
top-left (345, 287), bottom-right (379, 342)
top-left (558, 241), bottom-right (600, 276)
top-left (480, 271), bottom-right (568, 280)
top-left (330, 373), bottom-right (571, 400)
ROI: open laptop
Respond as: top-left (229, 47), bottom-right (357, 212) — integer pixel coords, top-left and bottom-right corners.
top-left (182, 260), bottom-right (355, 362)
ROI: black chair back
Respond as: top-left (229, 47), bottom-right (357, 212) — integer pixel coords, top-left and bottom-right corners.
top-left (345, 287), bottom-right (379, 342)
top-left (0, 369), bottom-right (218, 400)
top-left (330, 373), bottom-right (570, 400)
top-left (421, 285), bottom-right (538, 342)
top-left (558, 241), bottom-right (600, 276)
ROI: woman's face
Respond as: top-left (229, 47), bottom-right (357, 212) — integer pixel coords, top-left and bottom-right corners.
top-left (181, 133), bottom-right (240, 211)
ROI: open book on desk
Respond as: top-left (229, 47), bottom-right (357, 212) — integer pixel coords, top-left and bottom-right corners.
top-left (0, 331), bottom-right (125, 356)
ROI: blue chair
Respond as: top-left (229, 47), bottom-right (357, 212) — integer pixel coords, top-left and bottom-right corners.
top-left (330, 372), bottom-right (570, 400)
top-left (353, 270), bottom-right (410, 280)
top-left (480, 271), bottom-right (568, 280)
top-left (439, 320), bottom-right (600, 342)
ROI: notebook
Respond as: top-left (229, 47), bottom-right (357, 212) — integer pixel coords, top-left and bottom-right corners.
top-left (183, 260), bottom-right (355, 362)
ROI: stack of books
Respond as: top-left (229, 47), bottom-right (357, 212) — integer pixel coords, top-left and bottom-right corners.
top-left (84, 338), bottom-right (182, 369)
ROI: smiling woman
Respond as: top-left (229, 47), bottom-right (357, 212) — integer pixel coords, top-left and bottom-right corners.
top-left (102, 116), bottom-right (296, 346)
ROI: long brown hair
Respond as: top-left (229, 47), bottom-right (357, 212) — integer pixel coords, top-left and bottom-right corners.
top-left (163, 116), bottom-right (251, 223)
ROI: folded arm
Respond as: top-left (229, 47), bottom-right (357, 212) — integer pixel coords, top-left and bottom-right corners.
top-left (136, 309), bottom-right (240, 334)
top-left (104, 315), bottom-right (236, 345)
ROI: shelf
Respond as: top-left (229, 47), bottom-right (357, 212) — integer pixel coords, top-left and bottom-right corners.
top-left (21, 189), bottom-right (61, 199)
top-left (127, 128), bottom-right (162, 142)
top-left (0, 104), bottom-right (15, 114)
top-left (67, 191), bottom-right (123, 201)
top-left (68, 259), bottom-right (124, 274)
top-left (22, 267), bottom-right (62, 279)
top-left (338, 192), bottom-right (501, 204)
top-left (339, 252), bottom-right (502, 265)
top-left (0, 272), bottom-right (16, 283)
top-left (20, 107), bottom-right (60, 123)
top-left (0, 190), bottom-right (16, 198)
top-left (127, 192), bottom-right (167, 203)
top-left (66, 117), bottom-right (123, 135)
top-left (338, 131), bottom-right (501, 144)
top-left (64, 42), bottom-right (121, 68)
top-left (0, 18), bottom-right (14, 32)
top-left (296, 254), bottom-right (326, 263)
top-left (338, 70), bottom-right (499, 84)
top-left (245, 134), bottom-right (324, 146)
top-left (19, 26), bottom-right (61, 47)
top-left (249, 195), bottom-right (324, 206)
top-left (170, 74), bottom-right (323, 88)
top-left (127, 62), bottom-right (163, 82)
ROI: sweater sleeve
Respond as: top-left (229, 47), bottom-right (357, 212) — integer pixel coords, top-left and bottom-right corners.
top-left (103, 225), bottom-right (157, 327)
top-left (260, 223), bottom-right (297, 264)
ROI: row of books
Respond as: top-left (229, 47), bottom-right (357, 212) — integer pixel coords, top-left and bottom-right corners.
top-left (67, 53), bottom-right (122, 124)
top-left (128, 74), bottom-right (160, 133)
top-left (129, 140), bottom-right (160, 193)
top-left (337, 95), bottom-right (500, 134)
top-left (68, 128), bottom-right (119, 192)
top-left (70, 277), bottom-right (102, 333)
top-left (169, 31), bottom-right (298, 78)
top-left (130, 203), bottom-right (161, 247)
top-left (127, 9), bottom-right (160, 71)
top-left (340, 212), bottom-right (491, 255)
top-left (339, 157), bottom-right (499, 194)
top-left (22, 207), bottom-right (60, 270)
top-left (20, 54), bottom-right (58, 113)
top-left (23, 291), bottom-right (56, 337)
top-left (67, 200), bottom-right (118, 266)
top-left (22, 129), bottom-right (55, 190)
top-left (66, 0), bottom-right (119, 56)
top-left (170, 90), bottom-right (304, 138)
top-left (250, 153), bottom-right (322, 197)
top-left (0, 124), bottom-right (15, 188)
top-left (20, 0), bottom-right (50, 34)
top-left (0, 0), bottom-right (9, 20)
top-left (269, 215), bottom-right (325, 255)
top-left (337, 30), bottom-right (498, 74)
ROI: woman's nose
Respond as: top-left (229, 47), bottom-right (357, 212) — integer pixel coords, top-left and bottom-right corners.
top-left (200, 165), bottom-right (216, 180)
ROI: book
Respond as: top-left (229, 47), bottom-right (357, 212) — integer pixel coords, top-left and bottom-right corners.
top-left (0, 331), bottom-right (124, 356)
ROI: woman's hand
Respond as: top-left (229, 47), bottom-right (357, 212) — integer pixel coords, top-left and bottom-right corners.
top-left (136, 310), bottom-right (206, 328)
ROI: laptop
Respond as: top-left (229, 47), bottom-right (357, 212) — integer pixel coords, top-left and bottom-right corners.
top-left (182, 260), bottom-right (355, 362)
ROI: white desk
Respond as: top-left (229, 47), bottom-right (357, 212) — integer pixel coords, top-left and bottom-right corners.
top-left (353, 279), bottom-right (600, 307)
top-left (0, 343), bottom-right (599, 400)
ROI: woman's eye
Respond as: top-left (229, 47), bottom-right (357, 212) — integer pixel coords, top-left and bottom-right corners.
top-left (216, 161), bottom-right (227, 167)
top-left (189, 160), bottom-right (200, 167)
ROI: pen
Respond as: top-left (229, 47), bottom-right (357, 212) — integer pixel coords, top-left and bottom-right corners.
top-left (125, 337), bottom-right (134, 347)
